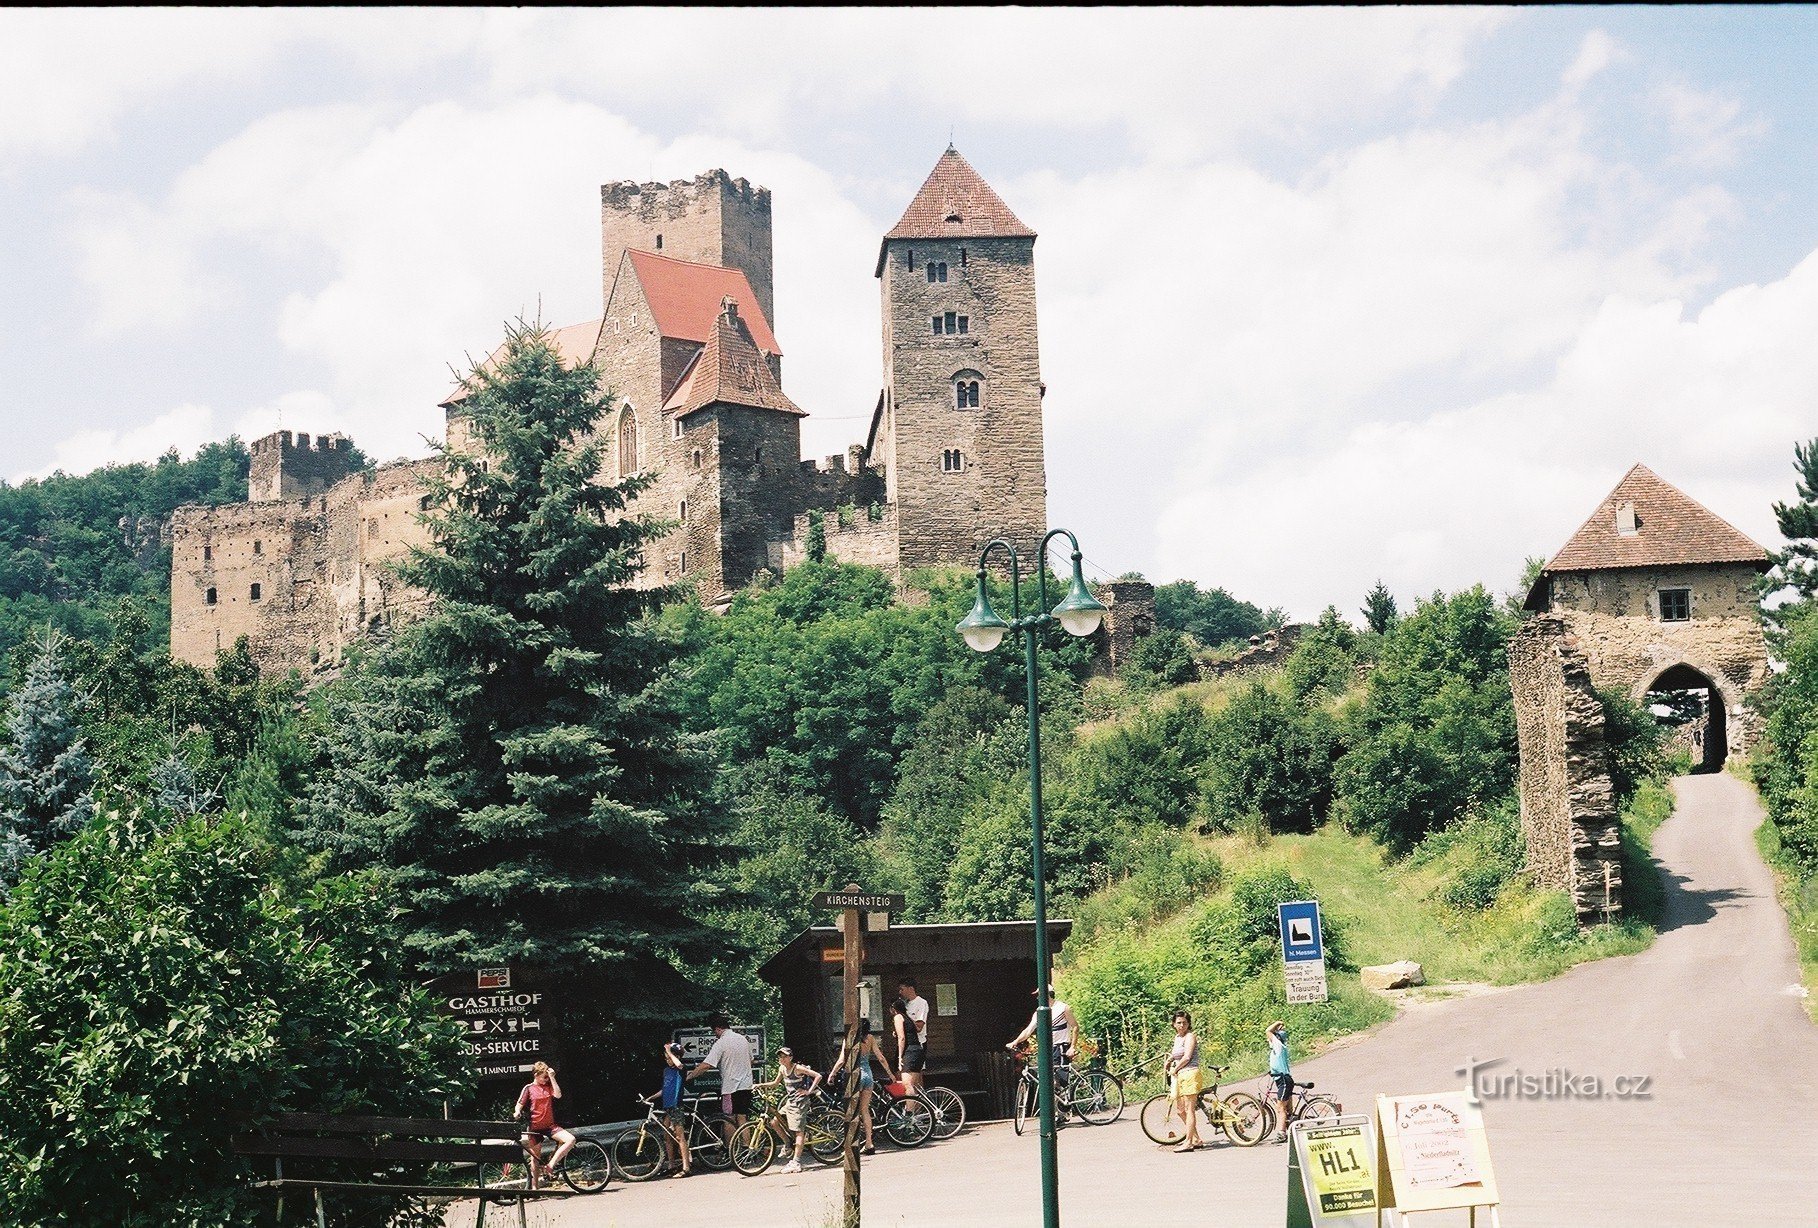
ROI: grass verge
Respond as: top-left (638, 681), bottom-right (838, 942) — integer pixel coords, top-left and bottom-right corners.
top-left (1755, 818), bottom-right (1818, 1023)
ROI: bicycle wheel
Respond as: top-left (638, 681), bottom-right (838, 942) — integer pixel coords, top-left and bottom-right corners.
top-left (1068, 1069), bottom-right (1124, 1125)
top-left (612, 1126), bottom-right (666, 1182)
top-left (558, 1139), bottom-right (612, 1193)
top-left (883, 1095), bottom-right (934, 1147)
top-left (806, 1105), bottom-right (847, 1164)
top-left (1139, 1092), bottom-right (1188, 1146)
top-left (1298, 1095), bottom-right (1342, 1125)
top-left (729, 1121), bottom-right (776, 1176)
top-left (1219, 1092), bottom-right (1269, 1147)
top-left (1012, 1077), bottom-right (1034, 1136)
top-left (921, 1087), bottom-right (966, 1140)
top-left (691, 1115), bottom-right (735, 1170)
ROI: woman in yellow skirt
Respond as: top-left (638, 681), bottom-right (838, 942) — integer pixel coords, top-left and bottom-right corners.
top-left (1164, 1010), bottom-right (1203, 1152)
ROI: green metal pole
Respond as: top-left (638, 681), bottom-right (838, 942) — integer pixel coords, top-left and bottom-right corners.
top-left (1025, 620), bottom-right (1061, 1228)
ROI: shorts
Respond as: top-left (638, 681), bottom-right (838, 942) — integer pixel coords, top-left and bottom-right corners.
top-left (524, 1128), bottom-right (554, 1142)
top-left (857, 1063), bottom-right (874, 1091)
top-left (724, 1089), bottom-right (754, 1117)
top-left (1273, 1073), bottom-right (1294, 1102)
top-left (783, 1102), bottom-right (806, 1133)
top-left (1173, 1067), bottom-right (1202, 1098)
top-left (901, 1044), bottom-right (926, 1073)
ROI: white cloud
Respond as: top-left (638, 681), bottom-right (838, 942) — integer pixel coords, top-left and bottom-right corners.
top-left (1655, 81), bottom-right (1767, 170)
top-left (64, 98), bottom-right (883, 465)
top-left (1563, 30), bottom-right (1624, 91)
top-left (1147, 253), bottom-right (1818, 619)
top-left (26, 404), bottom-right (217, 479)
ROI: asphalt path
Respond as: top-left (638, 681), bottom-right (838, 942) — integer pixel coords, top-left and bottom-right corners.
top-left (466, 773), bottom-right (1818, 1227)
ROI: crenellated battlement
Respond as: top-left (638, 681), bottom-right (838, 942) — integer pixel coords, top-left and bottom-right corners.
top-left (248, 430), bottom-right (360, 503)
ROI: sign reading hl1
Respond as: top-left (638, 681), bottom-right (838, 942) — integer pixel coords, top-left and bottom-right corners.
top-left (812, 890), bottom-right (905, 912)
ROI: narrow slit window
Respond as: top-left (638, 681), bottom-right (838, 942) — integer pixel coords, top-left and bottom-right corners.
top-left (252, 539), bottom-right (262, 555)
top-left (655, 233), bottom-right (663, 250)
top-left (680, 551), bottom-right (689, 574)
top-left (671, 416), bottom-right (684, 439)
top-left (692, 448), bottom-right (703, 470)
top-left (960, 247), bottom-right (968, 267)
top-left (249, 583), bottom-right (262, 602)
top-left (957, 315), bottom-right (969, 335)
top-left (679, 499), bottom-right (688, 523)
top-left (205, 587), bottom-right (217, 606)
top-left (203, 544), bottom-right (212, 562)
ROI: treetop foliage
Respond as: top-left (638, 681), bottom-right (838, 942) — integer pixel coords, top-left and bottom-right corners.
top-left (297, 323), bottom-right (732, 1023)
top-left (0, 629), bottom-right (95, 890)
top-left (1152, 580), bottom-right (1283, 648)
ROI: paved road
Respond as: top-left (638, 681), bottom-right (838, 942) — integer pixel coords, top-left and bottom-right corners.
top-left (470, 774), bottom-right (1818, 1226)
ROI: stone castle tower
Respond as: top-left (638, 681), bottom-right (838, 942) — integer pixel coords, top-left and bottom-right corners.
top-left (869, 148), bottom-right (1047, 570)
top-left (170, 150), bottom-right (1084, 677)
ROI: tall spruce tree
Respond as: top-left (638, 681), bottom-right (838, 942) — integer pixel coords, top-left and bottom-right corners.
top-left (1361, 579), bottom-right (1399, 635)
top-left (1764, 436), bottom-right (1818, 628)
top-left (301, 323), bottom-right (729, 1021)
top-left (0, 629), bottom-right (96, 889)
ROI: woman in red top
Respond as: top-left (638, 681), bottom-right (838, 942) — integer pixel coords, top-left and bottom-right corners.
top-left (514, 1062), bottom-right (577, 1188)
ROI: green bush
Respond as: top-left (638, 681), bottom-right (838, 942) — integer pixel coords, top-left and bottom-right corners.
top-left (1067, 694), bottom-right (1215, 829)
top-left (1201, 682), bottom-right (1339, 834)
top-left (1124, 626), bottom-right (1200, 688)
top-left (0, 813), bottom-right (468, 1228)
top-left (1068, 828), bottom-right (1223, 946)
top-left (1410, 800), bottom-right (1526, 911)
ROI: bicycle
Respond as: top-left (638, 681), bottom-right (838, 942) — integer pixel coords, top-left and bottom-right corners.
top-left (479, 1131), bottom-right (612, 1194)
top-left (729, 1085), bottom-right (847, 1175)
top-left (820, 1068), bottom-right (936, 1149)
top-left (613, 1091), bottom-right (736, 1180)
top-left (1138, 1063), bottom-right (1269, 1148)
top-left (1259, 1078), bottom-right (1342, 1140)
top-left (1008, 1043), bottom-right (1124, 1134)
top-left (918, 1084), bottom-right (967, 1140)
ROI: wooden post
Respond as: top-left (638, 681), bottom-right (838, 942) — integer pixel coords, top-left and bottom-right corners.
top-left (841, 885), bottom-right (864, 1228)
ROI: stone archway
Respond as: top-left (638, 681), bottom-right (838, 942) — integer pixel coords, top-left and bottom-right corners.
top-left (1628, 650), bottom-right (1745, 767)
top-left (1639, 661), bottom-right (1728, 773)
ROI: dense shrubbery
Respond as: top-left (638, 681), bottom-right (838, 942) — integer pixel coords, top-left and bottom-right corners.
top-left (1201, 683), bottom-right (1339, 833)
top-left (0, 441), bottom-right (255, 675)
top-left (0, 813), bottom-right (468, 1228)
top-left (1152, 579), bottom-right (1282, 648)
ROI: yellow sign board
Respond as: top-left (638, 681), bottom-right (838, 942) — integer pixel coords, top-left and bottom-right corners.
top-left (1374, 1092), bottom-right (1501, 1216)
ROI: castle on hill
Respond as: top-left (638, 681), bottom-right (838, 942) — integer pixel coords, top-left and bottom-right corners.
top-left (170, 150), bottom-right (1081, 675)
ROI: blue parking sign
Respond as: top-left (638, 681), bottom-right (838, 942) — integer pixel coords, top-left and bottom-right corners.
top-left (1279, 900), bottom-right (1324, 963)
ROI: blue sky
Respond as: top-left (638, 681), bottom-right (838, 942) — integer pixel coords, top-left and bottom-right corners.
top-left (2, 8), bottom-right (1815, 618)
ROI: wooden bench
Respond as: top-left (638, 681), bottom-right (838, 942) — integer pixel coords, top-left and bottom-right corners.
top-left (232, 1112), bottom-right (567, 1228)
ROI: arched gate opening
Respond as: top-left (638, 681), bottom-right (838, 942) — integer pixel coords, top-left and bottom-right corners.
top-left (1643, 662), bottom-right (1727, 774)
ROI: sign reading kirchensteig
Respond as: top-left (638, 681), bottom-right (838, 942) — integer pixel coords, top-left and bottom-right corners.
top-left (812, 890), bottom-right (905, 912)
top-left (429, 967), bottom-right (552, 1083)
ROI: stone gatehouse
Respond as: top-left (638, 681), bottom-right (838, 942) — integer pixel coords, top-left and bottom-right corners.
top-left (172, 149), bottom-right (1158, 677)
top-left (1512, 463), bottom-right (1771, 920)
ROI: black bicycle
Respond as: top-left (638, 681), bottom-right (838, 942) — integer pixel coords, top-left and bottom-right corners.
top-left (613, 1091), bottom-right (736, 1179)
top-left (1009, 1043), bottom-right (1124, 1134)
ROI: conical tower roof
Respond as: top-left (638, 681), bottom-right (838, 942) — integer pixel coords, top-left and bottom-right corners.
top-left (663, 297), bottom-right (803, 419)
top-left (877, 148), bottom-right (1034, 273)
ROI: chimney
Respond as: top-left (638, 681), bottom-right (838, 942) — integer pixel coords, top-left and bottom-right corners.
top-left (1615, 501), bottom-right (1640, 537)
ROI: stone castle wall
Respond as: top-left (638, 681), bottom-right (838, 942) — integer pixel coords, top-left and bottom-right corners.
top-left (1094, 581), bottom-right (1157, 671)
top-left (248, 430), bottom-right (359, 502)
top-left (878, 235), bottom-right (1047, 571)
top-left (1509, 615), bottom-right (1623, 923)
top-left (1548, 563), bottom-right (1769, 754)
top-left (600, 171), bottom-right (774, 324)
top-left (172, 459), bottom-right (435, 675)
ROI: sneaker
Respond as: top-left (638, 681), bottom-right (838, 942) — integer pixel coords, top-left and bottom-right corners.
top-left (1273, 1132), bottom-right (1288, 1144)
top-left (781, 1160), bottom-right (803, 1174)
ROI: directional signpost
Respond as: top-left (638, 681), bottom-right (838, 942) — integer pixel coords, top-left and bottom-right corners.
top-left (814, 885), bottom-right (902, 1228)
top-left (1279, 899), bottom-right (1329, 1005)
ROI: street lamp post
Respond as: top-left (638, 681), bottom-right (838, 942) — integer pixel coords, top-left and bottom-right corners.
top-left (955, 529), bottom-right (1106, 1228)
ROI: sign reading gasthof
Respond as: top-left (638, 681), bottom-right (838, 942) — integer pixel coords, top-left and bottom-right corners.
top-left (431, 966), bottom-right (551, 1082)
top-left (812, 890), bottom-right (905, 912)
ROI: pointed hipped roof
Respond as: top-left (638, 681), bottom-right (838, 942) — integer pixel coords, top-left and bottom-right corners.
top-left (876, 147), bottom-right (1035, 275)
top-left (1525, 463), bottom-right (1768, 607)
top-left (663, 298), bottom-right (803, 419)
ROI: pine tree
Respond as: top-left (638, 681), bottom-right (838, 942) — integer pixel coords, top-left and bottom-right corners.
top-left (301, 322), bottom-right (731, 1021)
top-left (1361, 580), bottom-right (1399, 635)
top-left (0, 629), bottom-right (97, 889)
top-left (1764, 436), bottom-right (1818, 628)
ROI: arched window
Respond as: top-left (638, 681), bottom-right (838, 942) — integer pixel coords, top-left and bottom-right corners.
top-left (942, 449), bottom-right (964, 473)
top-left (618, 407), bottom-right (639, 478)
top-left (953, 370), bottom-right (983, 409)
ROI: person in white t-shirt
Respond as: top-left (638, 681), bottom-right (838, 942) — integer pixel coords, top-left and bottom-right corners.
top-left (689, 1015), bottom-right (756, 1130)
top-left (896, 978), bottom-right (931, 1093)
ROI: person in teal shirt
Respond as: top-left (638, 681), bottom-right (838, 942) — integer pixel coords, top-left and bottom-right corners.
top-left (1267, 1020), bottom-right (1292, 1141)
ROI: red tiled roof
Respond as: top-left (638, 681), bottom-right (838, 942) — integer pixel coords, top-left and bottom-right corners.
top-left (626, 250), bottom-right (780, 355)
top-left (885, 147), bottom-right (1035, 243)
top-left (1543, 463), bottom-right (1768, 575)
top-left (441, 318), bottom-right (603, 406)
top-left (663, 302), bottom-right (803, 418)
